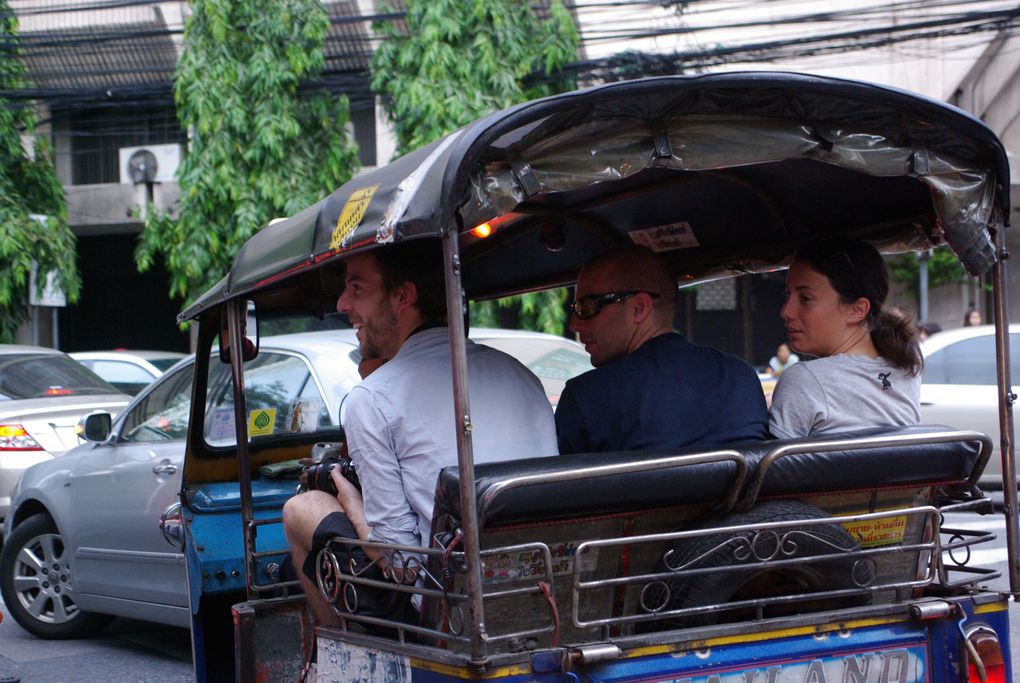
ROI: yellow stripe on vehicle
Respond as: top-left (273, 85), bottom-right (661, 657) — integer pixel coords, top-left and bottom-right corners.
top-left (973, 601), bottom-right (1009, 615)
top-left (409, 658), bottom-right (533, 679)
top-left (623, 615), bottom-right (912, 657)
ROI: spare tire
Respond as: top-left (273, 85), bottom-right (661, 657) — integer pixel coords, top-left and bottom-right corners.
top-left (638, 499), bottom-right (873, 630)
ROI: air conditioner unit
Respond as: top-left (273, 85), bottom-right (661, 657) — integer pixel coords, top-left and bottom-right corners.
top-left (118, 143), bottom-right (183, 184)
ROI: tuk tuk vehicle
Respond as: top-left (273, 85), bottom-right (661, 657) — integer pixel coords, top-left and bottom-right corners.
top-left (176, 72), bottom-right (1016, 682)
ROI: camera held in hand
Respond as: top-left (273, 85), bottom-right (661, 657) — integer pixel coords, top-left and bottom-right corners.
top-left (304, 441), bottom-right (361, 495)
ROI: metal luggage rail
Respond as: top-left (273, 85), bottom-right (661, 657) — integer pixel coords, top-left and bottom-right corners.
top-left (309, 536), bottom-right (557, 646)
top-left (305, 495), bottom-right (999, 649)
top-left (938, 498), bottom-right (1002, 588)
top-left (567, 504), bottom-right (957, 634)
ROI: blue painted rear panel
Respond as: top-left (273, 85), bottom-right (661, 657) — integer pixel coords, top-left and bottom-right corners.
top-left (184, 477), bottom-right (296, 597)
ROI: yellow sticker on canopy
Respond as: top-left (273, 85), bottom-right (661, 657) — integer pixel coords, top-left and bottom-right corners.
top-left (842, 515), bottom-right (908, 548)
top-left (248, 408), bottom-right (277, 436)
top-left (330, 184), bottom-right (379, 250)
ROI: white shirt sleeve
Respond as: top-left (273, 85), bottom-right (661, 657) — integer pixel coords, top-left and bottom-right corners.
top-left (343, 385), bottom-right (420, 547)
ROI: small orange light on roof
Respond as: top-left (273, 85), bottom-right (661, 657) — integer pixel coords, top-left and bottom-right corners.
top-left (471, 223), bottom-right (493, 238)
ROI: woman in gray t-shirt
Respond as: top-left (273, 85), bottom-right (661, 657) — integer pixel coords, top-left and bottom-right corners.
top-left (769, 237), bottom-right (922, 439)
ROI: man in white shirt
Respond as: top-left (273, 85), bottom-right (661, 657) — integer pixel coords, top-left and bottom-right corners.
top-left (283, 240), bottom-right (557, 626)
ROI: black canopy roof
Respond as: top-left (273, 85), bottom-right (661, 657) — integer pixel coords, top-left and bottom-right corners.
top-left (181, 72), bottom-right (1010, 321)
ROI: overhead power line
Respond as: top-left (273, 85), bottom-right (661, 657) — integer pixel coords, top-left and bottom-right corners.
top-left (0, 0), bottom-right (1016, 120)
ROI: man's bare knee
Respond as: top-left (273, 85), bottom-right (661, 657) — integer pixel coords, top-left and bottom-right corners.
top-left (283, 490), bottom-right (345, 548)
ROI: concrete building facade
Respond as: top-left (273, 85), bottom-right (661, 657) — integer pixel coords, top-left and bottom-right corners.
top-left (7, 0), bottom-right (1018, 359)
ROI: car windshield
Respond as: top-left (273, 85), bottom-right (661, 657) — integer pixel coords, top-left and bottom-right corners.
top-left (150, 357), bottom-right (184, 372)
top-left (0, 354), bottom-right (119, 400)
top-left (204, 350), bottom-right (337, 447)
top-left (473, 337), bottom-right (592, 406)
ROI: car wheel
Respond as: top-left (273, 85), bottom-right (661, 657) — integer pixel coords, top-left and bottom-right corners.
top-left (0, 513), bottom-right (112, 638)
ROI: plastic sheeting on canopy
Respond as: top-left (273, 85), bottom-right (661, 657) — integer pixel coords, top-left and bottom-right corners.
top-left (181, 72), bottom-right (1009, 322)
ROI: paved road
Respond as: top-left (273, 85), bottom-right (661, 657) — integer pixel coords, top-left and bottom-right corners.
top-left (0, 609), bottom-right (192, 682)
top-left (0, 509), bottom-right (1017, 682)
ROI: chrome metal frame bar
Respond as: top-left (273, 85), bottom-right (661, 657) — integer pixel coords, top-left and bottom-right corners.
top-left (990, 223), bottom-right (1020, 594)
top-left (441, 230), bottom-right (488, 663)
top-left (571, 506), bottom-right (942, 630)
top-left (227, 299), bottom-right (257, 602)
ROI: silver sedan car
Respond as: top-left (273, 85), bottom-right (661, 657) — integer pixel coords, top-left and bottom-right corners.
top-left (919, 323), bottom-right (1019, 489)
top-left (71, 350), bottom-right (188, 396)
top-left (0, 345), bottom-right (129, 535)
top-left (0, 328), bottom-right (589, 638)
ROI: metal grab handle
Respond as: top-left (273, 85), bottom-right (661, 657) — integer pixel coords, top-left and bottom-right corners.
top-left (152, 460), bottom-right (178, 475)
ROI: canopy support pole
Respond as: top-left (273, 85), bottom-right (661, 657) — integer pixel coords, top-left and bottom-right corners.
top-left (227, 299), bottom-right (257, 601)
top-left (442, 230), bottom-right (489, 666)
top-left (990, 226), bottom-right (1019, 595)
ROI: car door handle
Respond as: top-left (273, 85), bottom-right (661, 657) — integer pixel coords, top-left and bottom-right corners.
top-left (152, 460), bottom-right (178, 475)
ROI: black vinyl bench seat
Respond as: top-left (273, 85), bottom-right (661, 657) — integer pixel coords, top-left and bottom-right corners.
top-left (433, 425), bottom-right (989, 531)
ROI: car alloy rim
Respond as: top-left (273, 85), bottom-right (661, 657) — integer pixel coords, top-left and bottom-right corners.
top-left (12, 532), bottom-right (80, 624)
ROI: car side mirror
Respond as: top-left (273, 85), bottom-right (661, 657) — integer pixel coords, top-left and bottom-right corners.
top-left (160, 501), bottom-right (185, 551)
top-left (78, 411), bottom-right (112, 442)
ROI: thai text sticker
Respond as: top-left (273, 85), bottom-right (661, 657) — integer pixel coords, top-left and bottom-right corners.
top-left (629, 221), bottom-right (699, 252)
top-left (483, 542), bottom-right (598, 583)
top-left (330, 184), bottom-right (380, 250)
top-left (842, 514), bottom-right (908, 548)
top-left (248, 408), bottom-right (277, 437)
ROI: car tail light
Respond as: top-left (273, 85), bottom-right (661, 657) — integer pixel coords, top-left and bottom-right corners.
top-left (0, 424), bottom-right (44, 451)
top-left (963, 625), bottom-right (1006, 683)
top-left (45, 387), bottom-right (73, 396)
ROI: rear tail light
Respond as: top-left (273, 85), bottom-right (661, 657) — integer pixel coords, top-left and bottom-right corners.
top-left (963, 625), bottom-right (1006, 683)
top-left (0, 424), bottom-right (44, 451)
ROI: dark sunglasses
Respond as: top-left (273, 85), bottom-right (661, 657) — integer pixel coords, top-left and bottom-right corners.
top-left (570, 290), bottom-right (661, 320)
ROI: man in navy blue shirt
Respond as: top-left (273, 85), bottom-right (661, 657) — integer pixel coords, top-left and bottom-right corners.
top-left (556, 245), bottom-right (768, 454)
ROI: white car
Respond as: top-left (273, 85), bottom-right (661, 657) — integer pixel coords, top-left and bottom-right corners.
top-left (71, 350), bottom-right (188, 396)
top-left (0, 345), bottom-right (130, 533)
top-left (0, 328), bottom-right (589, 638)
top-left (920, 323), bottom-right (1018, 488)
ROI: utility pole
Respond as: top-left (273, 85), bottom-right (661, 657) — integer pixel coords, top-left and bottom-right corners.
top-left (918, 250), bottom-right (931, 322)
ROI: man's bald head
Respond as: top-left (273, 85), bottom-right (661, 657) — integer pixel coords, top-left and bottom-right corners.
top-left (570, 245), bottom-right (678, 366)
top-left (579, 245), bottom-right (677, 324)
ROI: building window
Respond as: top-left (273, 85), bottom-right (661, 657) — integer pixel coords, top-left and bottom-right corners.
top-left (62, 107), bottom-right (184, 185)
top-left (350, 104), bottom-right (376, 167)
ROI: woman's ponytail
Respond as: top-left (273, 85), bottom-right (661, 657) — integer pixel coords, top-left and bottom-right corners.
top-left (871, 310), bottom-right (923, 376)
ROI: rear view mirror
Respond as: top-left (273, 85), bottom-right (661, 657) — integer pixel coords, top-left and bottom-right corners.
top-left (77, 411), bottom-right (112, 442)
top-left (219, 300), bottom-right (259, 364)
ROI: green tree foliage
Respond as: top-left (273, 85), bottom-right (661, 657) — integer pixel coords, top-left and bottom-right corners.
top-left (0, 2), bottom-right (80, 343)
top-left (888, 247), bottom-right (969, 301)
top-left (372, 0), bottom-right (578, 333)
top-left (137, 0), bottom-right (360, 305)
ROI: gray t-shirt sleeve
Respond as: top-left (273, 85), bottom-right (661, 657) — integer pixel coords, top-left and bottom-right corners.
top-left (768, 362), bottom-right (826, 439)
